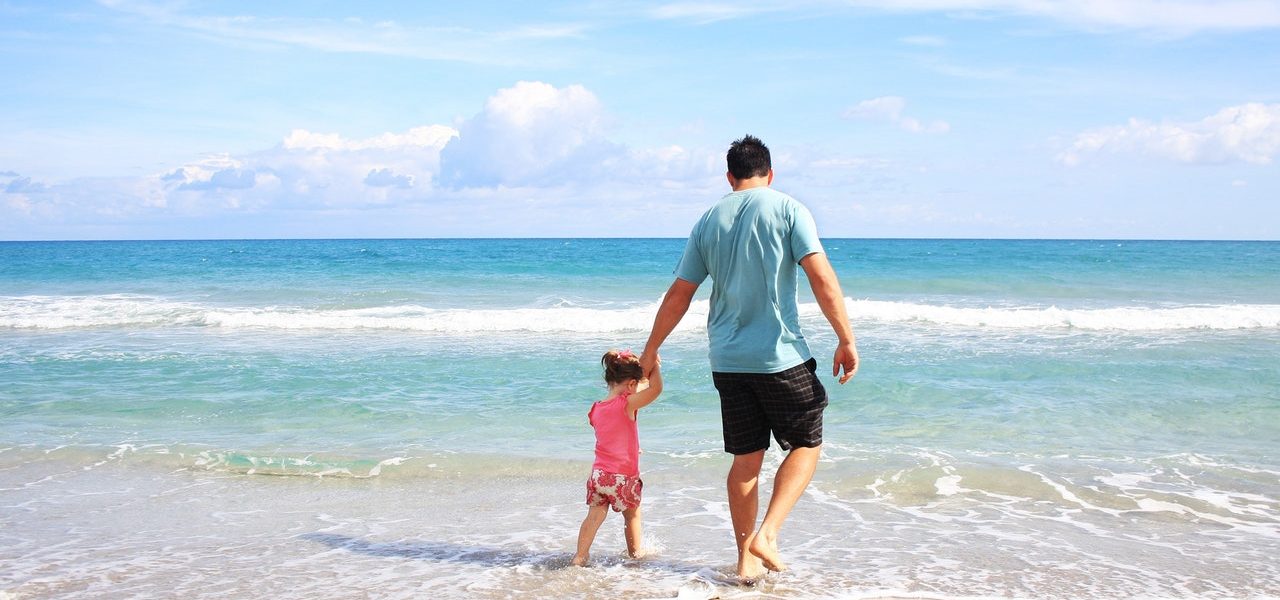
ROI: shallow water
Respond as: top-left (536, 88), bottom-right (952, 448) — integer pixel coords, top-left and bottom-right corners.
top-left (2, 238), bottom-right (1279, 598)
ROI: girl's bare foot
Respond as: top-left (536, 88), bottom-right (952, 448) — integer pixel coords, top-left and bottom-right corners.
top-left (570, 553), bottom-right (588, 567)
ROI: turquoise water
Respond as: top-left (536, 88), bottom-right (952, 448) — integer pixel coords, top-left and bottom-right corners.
top-left (2, 238), bottom-right (1279, 599)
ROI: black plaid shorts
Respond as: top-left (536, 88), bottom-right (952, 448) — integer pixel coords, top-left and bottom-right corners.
top-left (712, 358), bottom-right (828, 455)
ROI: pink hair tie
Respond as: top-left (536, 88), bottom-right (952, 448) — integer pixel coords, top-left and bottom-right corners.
top-left (618, 349), bottom-right (636, 361)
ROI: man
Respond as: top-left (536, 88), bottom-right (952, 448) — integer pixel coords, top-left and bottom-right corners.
top-left (639, 134), bottom-right (858, 580)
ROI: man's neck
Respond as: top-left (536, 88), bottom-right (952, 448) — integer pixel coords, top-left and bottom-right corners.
top-left (730, 175), bottom-right (772, 191)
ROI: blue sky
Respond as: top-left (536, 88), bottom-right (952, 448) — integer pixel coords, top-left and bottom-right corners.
top-left (2, 1), bottom-right (1278, 240)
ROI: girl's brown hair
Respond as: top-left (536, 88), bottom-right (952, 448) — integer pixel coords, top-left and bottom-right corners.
top-left (601, 349), bottom-right (643, 384)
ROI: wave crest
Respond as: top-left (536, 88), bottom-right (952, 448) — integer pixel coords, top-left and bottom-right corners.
top-left (3, 294), bottom-right (1278, 333)
top-left (841, 300), bottom-right (1280, 331)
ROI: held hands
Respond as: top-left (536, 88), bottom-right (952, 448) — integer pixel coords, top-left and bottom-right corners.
top-left (833, 341), bottom-right (859, 384)
top-left (628, 352), bottom-right (664, 414)
top-left (639, 351), bottom-right (661, 379)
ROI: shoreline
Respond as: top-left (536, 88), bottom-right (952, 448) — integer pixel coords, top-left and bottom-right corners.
top-left (3, 447), bottom-right (1277, 599)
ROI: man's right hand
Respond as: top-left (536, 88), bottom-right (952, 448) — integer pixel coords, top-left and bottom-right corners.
top-left (833, 341), bottom-right (859, 384)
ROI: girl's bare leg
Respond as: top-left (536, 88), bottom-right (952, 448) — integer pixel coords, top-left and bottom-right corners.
top-left (622, 505), bottom-right (644, 558)
top-left (572, 504), bottom-right (609, 566)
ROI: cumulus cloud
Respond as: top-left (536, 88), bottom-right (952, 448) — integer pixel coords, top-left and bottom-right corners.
top-left (147, 124), bottom-right (457, 211)
top-left (438, 81), bottom-right (621, 187)
top-left (5, 176), bottom-right (48, 194)
top-left (843, 96), bottom-right (950, 134)
top-left (163, 156), bottom-right (262, 192)
top-left (1, 174), bottom-right (172, 225)
top-left (364, 168), bottom-right (414, 188)
top-left (178, 168), bottom-right (258, 191)
top-left (120, 81), bottom-right (704, 216)
top-left (1058, 102), bottom-right (1280, 166)
top-left (1, 81), bottom-right (730, 238)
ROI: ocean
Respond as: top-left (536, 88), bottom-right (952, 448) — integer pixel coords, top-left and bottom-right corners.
top-left (1, 238), bottom-right (1278, 599)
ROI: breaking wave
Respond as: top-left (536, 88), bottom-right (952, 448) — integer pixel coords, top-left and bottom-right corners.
top-left (3, 294), bottom-right (1279, 333)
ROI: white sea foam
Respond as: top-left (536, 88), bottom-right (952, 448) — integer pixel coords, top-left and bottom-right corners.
top-left (201, 303), bottom-right (680, 333)
top-left (834, 299), bottom-right (1280, 331)
top-left (3, 294), bottom-right (1280, 333)
top-left (0, 294), bottom-right (207, 329)
top-left (934, 473), bottom-right (964, 496)
top-left (5, 443), bottom-right (1278, 599)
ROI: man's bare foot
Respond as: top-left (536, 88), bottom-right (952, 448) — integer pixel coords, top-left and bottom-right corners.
top-left (570, 553), bottom-right (588, 567)
top-left (748, 531), bottom-right (787, 572)
top-left (735, 573), bottom-right (762, 587)
top-left (736, 549), bottom-right (764, 581)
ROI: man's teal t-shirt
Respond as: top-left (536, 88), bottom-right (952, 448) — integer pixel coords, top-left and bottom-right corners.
top-left (673, 186), bottom-right (824, 374)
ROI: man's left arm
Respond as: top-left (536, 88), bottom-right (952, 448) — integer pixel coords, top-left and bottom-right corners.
top-left (799, 252), bottom-right (859, 384)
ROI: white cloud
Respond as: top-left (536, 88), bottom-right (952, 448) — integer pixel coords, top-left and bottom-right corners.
top-left (283, 126), bottom-right (456, 152)
top-left (3, 174), bottom-right (171, 222)
top-left (844, 96), bottom-right (907, 121)
top-left (1058, 102), bottom-right (1280, 166)
top-left (163, 156), bottom-right (263, 192)
top-left (1, 81), bottom-right (730, 237)
top-left (438, 81), bottom-right (621, 187)
top-left (646, 0), bottom-right (1280, 33)
top-left (6, 195), bottom-right (33, 215)
top-left (364, 168), bottom-right (414, 189)
top-left (649, 3), bottom-right (771, 23)
top-left (178, 168), bottom-right (257, 191)
top-left (843, 96), bottom-right (950, 134)
top-left (5, 176), bottom-right (48, 194)
top-left (96, 0), bottom-right (587, 66)
top-left (969, 0), bottom-right (1280, 33)
top-left (140, 126), bottom-right (453, 212)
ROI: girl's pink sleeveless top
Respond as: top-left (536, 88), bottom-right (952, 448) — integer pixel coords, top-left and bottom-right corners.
top-left (589, 392), bottom-right (640, 477)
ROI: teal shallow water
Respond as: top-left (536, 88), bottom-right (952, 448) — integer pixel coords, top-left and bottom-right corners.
top-left (3, 239), bottom-right (1277, 462)
top-left (1, 239), bottom-right (1278, 598)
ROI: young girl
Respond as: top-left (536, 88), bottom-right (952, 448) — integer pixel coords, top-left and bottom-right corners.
top-left (571, 349), bottom-right (662, 566)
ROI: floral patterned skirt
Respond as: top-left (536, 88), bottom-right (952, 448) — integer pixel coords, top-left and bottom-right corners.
top-left (585, 468), bottom-right (643, 512)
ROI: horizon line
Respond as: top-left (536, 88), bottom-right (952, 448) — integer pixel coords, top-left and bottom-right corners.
top-left (2, 236), bottom-right (1277, 243)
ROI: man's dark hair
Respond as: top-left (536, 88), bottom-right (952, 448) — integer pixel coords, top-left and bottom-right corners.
top-left (726, 135), bottom-right (771, 180)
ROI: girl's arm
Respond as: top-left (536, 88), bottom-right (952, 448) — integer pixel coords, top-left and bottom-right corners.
top-left (627, 363), bottom-right (663, 416)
